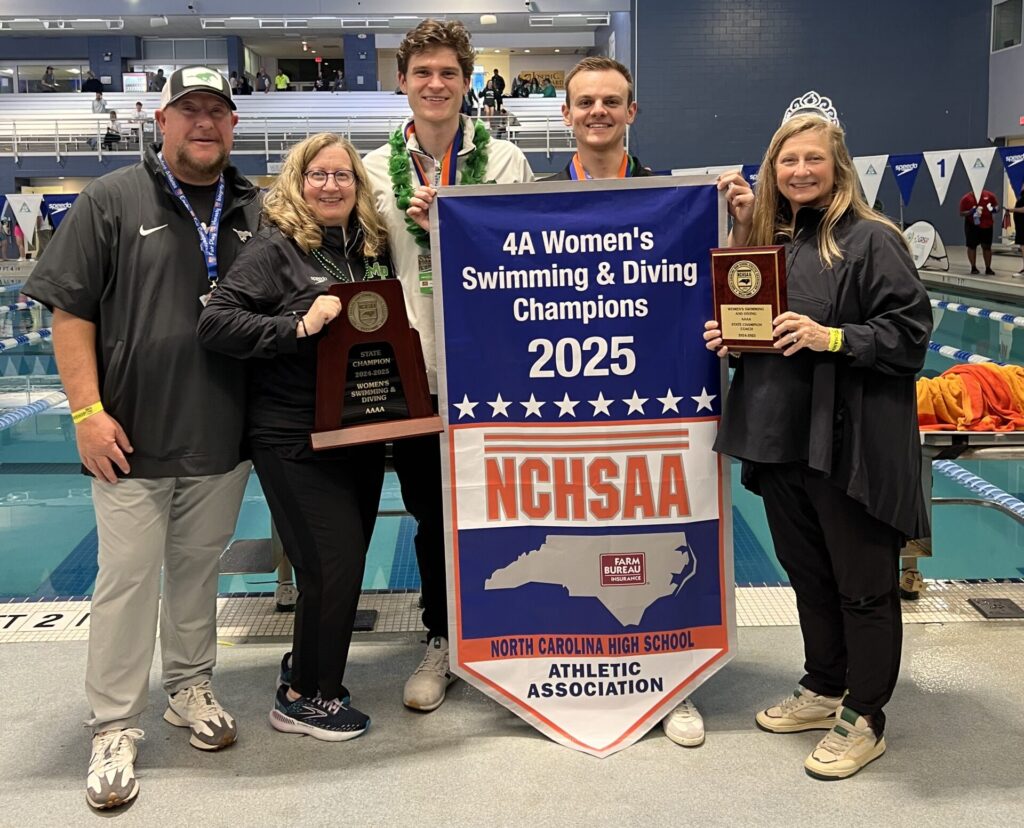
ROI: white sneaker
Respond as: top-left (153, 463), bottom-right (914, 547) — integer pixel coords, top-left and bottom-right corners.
top-left (86, 728), bottom-right (144, 810)
top-left (755, 686), bottom-right (843, 733)
top-left (163, 680), bottom-right (237, 750)
top-left (274, 581), bottom-right (298, 612)
top-left (662, 698), bottom-right (705, 747)
top-left (403, 636), bottom-right (456, 711)
top-left (804, 705), bottom-right (886, 780)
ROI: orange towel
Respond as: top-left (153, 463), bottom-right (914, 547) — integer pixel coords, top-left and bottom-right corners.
top-left (917, 363), bottom-right (1024, 431)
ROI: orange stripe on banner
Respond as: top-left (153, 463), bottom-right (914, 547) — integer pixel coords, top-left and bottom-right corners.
top-left (483, 429), bottom-right (689, 442)
top-left (459, 627), bottom-right (728, 663)
top-left (483, 443), bottom-right (689, 454)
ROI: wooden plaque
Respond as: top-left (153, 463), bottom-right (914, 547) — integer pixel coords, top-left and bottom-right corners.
top-left (710, 245), bottom-right (788, 353)
top-left (312, 280), bottom-right (442, 450)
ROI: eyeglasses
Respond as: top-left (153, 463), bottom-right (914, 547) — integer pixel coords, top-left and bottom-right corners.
top-left (304, 169), bottom-right (356, 188)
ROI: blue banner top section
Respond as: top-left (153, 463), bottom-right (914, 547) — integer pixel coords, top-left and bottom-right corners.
top-left (887, 153), bottom-right (923, 206)
top-left (998, 147), bottom-right (1024, 198)
top-left (434, 182), bottom-right (722, 425)
top-left (41, 194), bottom-right (79, 229)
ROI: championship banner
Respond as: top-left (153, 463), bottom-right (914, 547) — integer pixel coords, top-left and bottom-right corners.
top-left (41, 194), bottom-right (79, 230)
top-left (959, 147), bottom-right (996, 200)
top-left (852, 155), bottom-right (887, 208)
top-left (998, 147), bottom-right (1024, 198)
top-left (431, 177), bottom-right (733, 758)
top-left (887, 153), bottom-right (923, 206)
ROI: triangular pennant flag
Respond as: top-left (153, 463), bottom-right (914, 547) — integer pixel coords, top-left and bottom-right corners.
top-left (853, 155), bottom-right (888, 208)
top-left (41, 194), bottom-right (79, 230)
top-left (958, 147), bottom-right (996, 200)
top-left (5, 194), bottom-right (43, 246)
top-left (740, 163), bottom-right (761, 190)
top-left (922, 151), bottom-right (959, 205)
top-left (998, 147), bottom-right (1024, 200)
top-left (887, 153), bottom-right (923, 206)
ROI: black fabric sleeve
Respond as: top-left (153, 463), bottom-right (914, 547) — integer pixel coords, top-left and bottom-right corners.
top-left (841, 225), bottom-right (932, 376)
top-left (197, 238), bottom-right (299, 359)
top-left (21, 191), bottom-right (113, 320)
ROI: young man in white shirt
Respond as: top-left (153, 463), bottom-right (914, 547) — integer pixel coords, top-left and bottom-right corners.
top-left (363, 19), bottom-right (533, 713)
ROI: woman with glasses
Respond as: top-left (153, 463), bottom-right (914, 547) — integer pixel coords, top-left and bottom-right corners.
top-left (198, 133), bottom-right (394, 742)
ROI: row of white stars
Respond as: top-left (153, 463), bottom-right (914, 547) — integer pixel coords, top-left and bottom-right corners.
top-left (451, 388), bottom-right (717, 419)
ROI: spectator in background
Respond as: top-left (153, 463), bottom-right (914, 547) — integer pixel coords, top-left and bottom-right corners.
top-left (331, 69), bottom-right (344, 93)
top-left (481, 79), bottom-right (497, 116)
top-left (275, 70), bottom-right (290, 92)
top-left (491, 68), bottom-right (505, 109)
top-left (256, 68), bottom-right (270, 93)
top-left (959, 188), bottom-right (999, 275)
top-left (1006, 182), bottom-right (1024, 276)
top-left (0, 215), bottom-right (19, 260)
top-left (542, 77), bottom-right (556, 97)
top-left (82, 71), bottom-right (104, 94)
top-left (91, 92), bottom-right (108, 114)
top-left (148, 69), bottom-right (166, 93)
top-left (529, 76), bottom-right (541, 95)
top-left (102, 111), bottom-right (122, 150)
top-left (128, 102), bottom-right (149, 143)
top-left (229, 71), bottom-right (239, 92)
top-left (239, 75), bottom-right (253, 96)
top-left (41, 66), bottom-right (58, 92)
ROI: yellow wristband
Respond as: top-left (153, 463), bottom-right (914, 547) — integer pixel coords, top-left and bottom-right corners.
top-left (827, 327), bottom-right (844, 353)
top-left (72, 402), bottom-right (103, 424)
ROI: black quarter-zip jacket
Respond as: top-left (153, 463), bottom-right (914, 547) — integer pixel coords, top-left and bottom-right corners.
top-left (23, 144), bottom-right (262, 479)
top-left (197, 223), bottom-right (395, 456)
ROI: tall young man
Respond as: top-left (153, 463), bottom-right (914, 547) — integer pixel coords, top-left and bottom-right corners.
top-left (363, 19), bottom-right (533, 712)
top-left (24, 67), bottom-right (261, 810)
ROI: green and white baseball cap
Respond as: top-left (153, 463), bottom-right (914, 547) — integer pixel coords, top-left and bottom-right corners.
top-left (159, 65), bottom-right (235, 110)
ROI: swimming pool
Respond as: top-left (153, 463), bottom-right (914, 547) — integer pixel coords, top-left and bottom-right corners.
top-left (1, 290), bottom-right (1021, 599)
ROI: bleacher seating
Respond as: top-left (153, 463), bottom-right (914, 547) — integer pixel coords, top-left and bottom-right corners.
top-left (0, 91), bottom-right (575, 158)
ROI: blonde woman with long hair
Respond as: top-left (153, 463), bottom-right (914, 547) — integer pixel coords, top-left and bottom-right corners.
top-left (198, 132), bottom-right (393, 741)
top-left (707, 113), bottom-right (932, 779)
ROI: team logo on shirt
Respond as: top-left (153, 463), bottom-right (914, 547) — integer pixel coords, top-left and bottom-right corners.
top-left (727, 260), bottom-right (762, 299)
top-left (233, 228), bottom-right (252, 242)
top-left (364, 262), bottom-right (390, 280)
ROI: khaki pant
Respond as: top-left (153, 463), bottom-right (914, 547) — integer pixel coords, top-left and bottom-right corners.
top-left (85, 462), bottom-right (250, 732)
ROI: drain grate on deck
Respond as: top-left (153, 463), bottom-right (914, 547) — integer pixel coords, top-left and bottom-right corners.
top-left (968, 598), bottom-right (1024, 619)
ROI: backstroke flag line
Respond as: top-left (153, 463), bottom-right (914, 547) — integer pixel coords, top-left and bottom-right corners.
top-left (431, 177), bottom-right (735, 757)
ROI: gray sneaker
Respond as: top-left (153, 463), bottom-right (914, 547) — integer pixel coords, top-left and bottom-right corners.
top-left (86, 728), bottom-right (144, 810)
top-left (163, 680), bottom-right (237, 750)
top-left (403, 636), bottom-right (456, 711)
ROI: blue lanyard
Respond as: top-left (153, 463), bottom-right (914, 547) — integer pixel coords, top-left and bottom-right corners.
top-left (158, 152), bottom-right (225, 287)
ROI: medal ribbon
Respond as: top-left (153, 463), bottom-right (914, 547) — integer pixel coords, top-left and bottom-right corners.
top-left (158, 151), bottom-right (225, 287)
top-left (403, 120), bottom-right (463, 187)
top-left (568, 152), bottom-right (632, 180)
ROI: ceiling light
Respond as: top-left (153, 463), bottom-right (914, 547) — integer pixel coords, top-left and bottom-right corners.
top-left (554, 48), bottom-right (561, 53)
top-left (524, 49), bottom-right (531, 53)
top-left (480, 14), bottom-right (497, 25)
top-left (494, 49), bottom-right (501, 53)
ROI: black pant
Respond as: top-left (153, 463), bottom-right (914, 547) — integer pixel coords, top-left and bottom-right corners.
top-left (758, 464), bottom-right (903, 730)
top-left (392, 422), bottom-right (447, 640)
top-left (252, 443), bottom-right (384, 700)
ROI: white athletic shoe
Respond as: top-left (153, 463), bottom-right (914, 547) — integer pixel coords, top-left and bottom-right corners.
top-left (804, 705), bottom-right (886, 780)
top-left (662, 698), bottom-right (705, 747)
top-left (86, 728), bottom-right (144, 810)
top-left (403, 636), bottom-right (456, 711)
top-left (274, 581), bottom-right (298, 612)
top-left (755, 686), bottom-right (843, 733)
top-left (164, 680), bottom-right (237, 750)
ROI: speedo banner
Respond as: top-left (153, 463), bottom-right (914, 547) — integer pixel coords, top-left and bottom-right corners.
top-left (431, 177), bottom-right (735, 757)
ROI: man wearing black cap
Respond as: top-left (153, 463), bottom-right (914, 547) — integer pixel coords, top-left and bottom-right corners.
top-left (23, 66), bottom-right (261, 812)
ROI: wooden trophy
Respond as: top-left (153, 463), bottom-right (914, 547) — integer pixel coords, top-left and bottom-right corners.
top-left (312, 280), bottom-right (443, 450)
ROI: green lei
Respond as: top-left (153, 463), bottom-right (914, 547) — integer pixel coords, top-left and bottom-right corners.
top-left (388, 118), bottom-right (491, 247)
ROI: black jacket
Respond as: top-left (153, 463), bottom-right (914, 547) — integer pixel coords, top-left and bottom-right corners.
top-left (715, 208), bottom-right (933, 538)
top-left (197, 224), bottom-right (395, 456)
top-left (546, 154), bottom-right (654, 180)
top-left (23, 144), bottom-right (262, 478)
